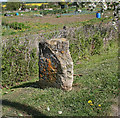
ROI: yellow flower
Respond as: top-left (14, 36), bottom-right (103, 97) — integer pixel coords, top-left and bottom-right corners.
top-left (98, 104), bottom-right (101, 107)
top-left (90, 104), bottom-right (93, 106)
top-left (88, 100), bottom-right (92, 104)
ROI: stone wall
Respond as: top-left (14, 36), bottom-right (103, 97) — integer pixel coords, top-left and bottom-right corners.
top-left (38, 38), bottom-right (73, 91)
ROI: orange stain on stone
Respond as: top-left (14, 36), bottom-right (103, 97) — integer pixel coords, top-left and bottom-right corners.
top-left (40, 58), bottom-right (57, 82)
top-left (40, 74), bottom-right (43, 77)
top-left (49, 77), bottom-right (56, 82)
top-left (43, 69), bottom-right (46, 71)
top-left (47, 59), bottom-right (55, 72)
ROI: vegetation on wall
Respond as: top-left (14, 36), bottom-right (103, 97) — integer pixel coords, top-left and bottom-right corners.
top-left (2, 38), bottom-right (38, 87)
top-left (2, 17), bottom-right (118, 87)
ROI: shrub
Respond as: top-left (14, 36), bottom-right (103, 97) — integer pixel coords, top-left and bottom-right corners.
top-left (2, 21), bottom-right (30, 30)
top-left (2, 38), bottom-right (38, 87)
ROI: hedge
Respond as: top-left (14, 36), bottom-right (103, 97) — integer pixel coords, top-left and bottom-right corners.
top-left (2, 21), bottom-right (118, 87)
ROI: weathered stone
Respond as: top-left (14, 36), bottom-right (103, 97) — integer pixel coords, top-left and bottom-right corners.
top-left (38, 38), bottom-right (73, 91)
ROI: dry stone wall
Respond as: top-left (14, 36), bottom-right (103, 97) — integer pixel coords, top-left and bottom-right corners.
top-left (38, 38), bottom-right (73, 91)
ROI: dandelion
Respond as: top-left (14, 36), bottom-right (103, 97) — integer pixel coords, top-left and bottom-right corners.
top-left (90, 104), bottom-right (93, 106)
top-left (98, 104), bottom-right (101, 107)
top-left (88, 100), bottom-right (92, 104)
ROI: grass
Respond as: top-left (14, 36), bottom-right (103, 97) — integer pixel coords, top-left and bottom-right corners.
top-left (2, 41), bottom-right (118, 117)
top-left (1, 9), bottom-right (118, 116)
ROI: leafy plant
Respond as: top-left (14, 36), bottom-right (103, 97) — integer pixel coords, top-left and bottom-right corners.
top-left (2, 38), bottom-right (38, 87)
top-left (2, 21), bottom-right (30, 30)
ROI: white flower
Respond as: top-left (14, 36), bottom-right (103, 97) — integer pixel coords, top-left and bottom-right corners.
top-left (58, 111), bottom-right (62, 114)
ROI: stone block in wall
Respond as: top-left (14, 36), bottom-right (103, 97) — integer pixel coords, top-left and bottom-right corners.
top-left (38, 38), bottom-right (73, 91)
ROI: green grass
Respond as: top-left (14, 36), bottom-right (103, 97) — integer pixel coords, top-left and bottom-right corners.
top-left (2, 41), bottom-right (118, 117)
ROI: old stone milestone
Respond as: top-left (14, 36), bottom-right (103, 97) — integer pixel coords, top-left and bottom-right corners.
top-left (38, 38), bottom-right (73, 91)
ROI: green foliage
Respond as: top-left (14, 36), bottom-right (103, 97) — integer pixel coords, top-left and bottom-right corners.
top-left (6, 2), bottom-right (20, 11)
top-left (39, 9), bottom-right (70, 16)
top-left (69, 21), bottom-right (117, 64)
top-left (9, 22), bottom-right (30, 30)
top-left (2, 21), bottom-right (30, 30)
top-left (47, 3), bottom-right (58, 8)
top-left (90, 32), bottom-right (103, 55)
top-left (56, 15), bottom-right (61, 18)
top-left (69, 32), bottom-right (103, 64)
top-left (2, 38), bottom-right (38, 87)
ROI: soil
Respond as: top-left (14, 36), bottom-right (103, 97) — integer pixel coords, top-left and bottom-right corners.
top-left (3, 10), bottom-right (113, 25)
top-left (109, 97), bottom-right (119, 116)
top-left (4, 14), bottom-right (96, 24)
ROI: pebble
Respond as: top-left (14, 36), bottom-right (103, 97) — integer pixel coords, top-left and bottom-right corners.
top-left (47, 106), bottom-right (50, 111)
top-left (58, 111), bottom-right (62, 114)
top-left (4, 92), bottom-right (8, 94)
